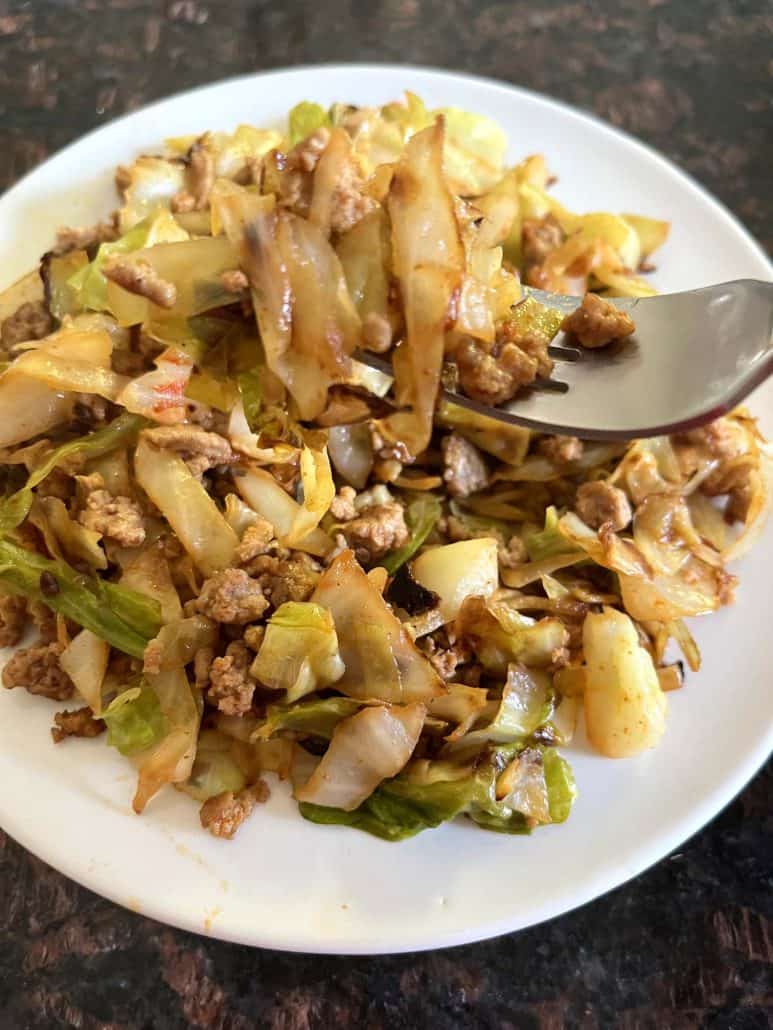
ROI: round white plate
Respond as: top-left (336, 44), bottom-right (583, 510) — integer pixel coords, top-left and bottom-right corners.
top-left (1, 65), bottom-right (771, 955)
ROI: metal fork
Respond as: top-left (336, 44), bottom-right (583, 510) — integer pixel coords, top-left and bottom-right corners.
top-left (357, 280), bottom-right (773, 441)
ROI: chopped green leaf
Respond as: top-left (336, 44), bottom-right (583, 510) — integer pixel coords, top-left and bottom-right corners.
top-left (102, 686), bottom-right (168, 756)
top-left (288, 102), bottom-right (331, 147)
top-left (237, 368), bottom-right (263, 432)
top-left (255, 696), bottom-right (366, 741)
top-left (379, 495), bottom-right (442, 574)
top-left (0, 538), bottom-right (161, 658)
top-left (525, 506), bottom-right (580, 563)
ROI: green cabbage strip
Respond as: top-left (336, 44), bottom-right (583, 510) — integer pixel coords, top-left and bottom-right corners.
top-left (288, 102), bottom-right (331, 147)
top-left (299, 775), bottom-right (479, 842)
top-left (379, 495), bottom-right (442, 574)
top-left (300, 745), bottom-right (576, 841)
top-left (0, 413), bottom-right (147, 532)
top-left (0, 538), bottom-right (161, 658)
top-left (525, 505), bottom-right (581, 563)
top-left (237, 368), bottom-right (263, 431)
top-left (254, 696), bottom-right (367, 741)
top-left (67, 216), bottom-right (158, 313)
top-left (102, 685), bottom-right (168, 756)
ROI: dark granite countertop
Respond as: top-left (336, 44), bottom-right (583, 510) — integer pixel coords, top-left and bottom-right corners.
top-left (0, 2), bottom-right (771, 1026)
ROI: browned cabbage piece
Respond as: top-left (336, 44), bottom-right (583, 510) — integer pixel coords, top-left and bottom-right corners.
top-left (242, 201), bottom-right (360, 420)
top-left (378, 119), bottom-right (464, 458)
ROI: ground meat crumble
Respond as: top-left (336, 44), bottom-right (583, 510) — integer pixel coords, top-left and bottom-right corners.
top-left (207, 640), bottom-right (255, 716)
top-left (234, 519), bottom-right (275, 564)
top-left (51, 706), bottom-right (105, 743)
top-left (193, 568), bottom-right (269, 624)
top-left (2, 642), bottom-right (74, 701)
top-left (0, 595), bottom-right (28, 648)
top-left (521, 213), bottom-right (565, 286)
top-left (575, 480), bottom-right (633, 532)
top-left (79, 489), bottom-right (146, 548)
top-left (142, 425), bottom-right (235, 477)
top-left (248, 552), bottom-right (322, 607)
top-left (537, 435), bottom-right (584, 465)
top-left (199, 781), bottom-right (270, 839)
top-left (441, 433), bottom-right (489, 498)
top-left (335, 501), bottom-right (409, 564)
top-left (455, 335), bottom-right (541, 407)
top-left (561, 293), bottom-right (636, 349)
top-left (1, 301), bottom-right (53, 352)
top-left (102, 257), bottom-right (177, 309)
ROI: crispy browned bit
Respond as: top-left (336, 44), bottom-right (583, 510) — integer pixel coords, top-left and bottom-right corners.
top-left (455, 337), bottom-right (539, 406)
top-left (575, 480), bottom-right (633, 532)
top-left (193, 568), bottom-right (269, 624)
top-left (0, 595), bottom-right (27, 648)
top-left (362, 311), bottom-right (393, 353)
top-left (142, 425), bottom-right (235, 477)
top-left (2, 642), bottom-right (74, 701)
top-left (79, 489), bottom-right (146, 547)
top-left (207, 640), bottom-right (255, 716)
top-left (199, 781), bottom-right (270, 839)
top-left (1, 301), bottom-right (53, 351)
top-left (537, 435), bottom-right (584, 465)
top-left (441, 433), bottom-right (489, 498)
top-left (102, 257), bottom-right (178, 309)
top-left (52, 219), bottom-right (118, 256)
top-left (51, 706), bottom-right (105, 743)
top-left (234, 519), bottom-right (275, 565)
top-left (561, 293), bottom-right (636, 349)
top-left (220, 268), bottom-right (249, 293)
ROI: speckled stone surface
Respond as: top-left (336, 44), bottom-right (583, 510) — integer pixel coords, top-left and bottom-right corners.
top-left (0, 2), bottom-right (771, 1027)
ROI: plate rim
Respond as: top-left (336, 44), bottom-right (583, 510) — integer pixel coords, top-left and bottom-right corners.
top-left (1, 62), bottom-right (771, 954)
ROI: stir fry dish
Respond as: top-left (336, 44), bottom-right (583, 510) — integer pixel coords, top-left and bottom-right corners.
top-left (0, 94), bottom-right (769, 841)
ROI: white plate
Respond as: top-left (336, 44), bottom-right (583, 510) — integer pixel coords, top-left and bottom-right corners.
top-left (0, 65), bottom-right (771, 955)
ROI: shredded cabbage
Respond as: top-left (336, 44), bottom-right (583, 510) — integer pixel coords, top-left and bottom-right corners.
top-left (103, 685), bottom-right (168, 757)
top-left (251, 601), bottom-right (345, 703)
top-left (294, 702), bottom-right (425, 811)
top-left (311, 549), bottom-right (445, 703)
top-left (0, 537), bottom-right (160, 658)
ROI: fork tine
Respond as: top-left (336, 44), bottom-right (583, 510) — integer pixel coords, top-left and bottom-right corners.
top-left (548, 343), bottom-right (583, 361)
